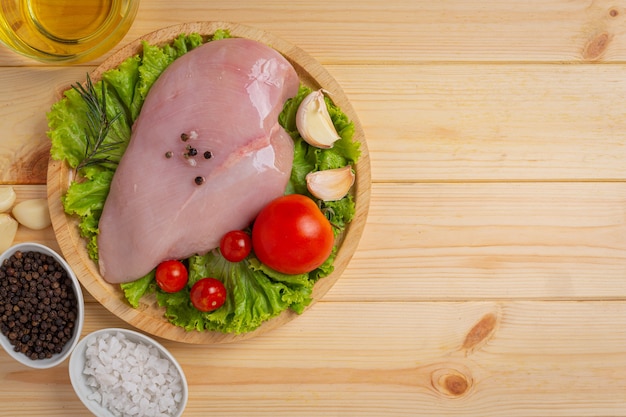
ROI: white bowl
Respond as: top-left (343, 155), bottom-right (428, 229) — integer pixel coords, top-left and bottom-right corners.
top-left (69, 328), bottom-right (189, 417)
top-left (0, 242), bottom-right (85, 369)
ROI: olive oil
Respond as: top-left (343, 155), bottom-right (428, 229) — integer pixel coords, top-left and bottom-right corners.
top-left (0, 0), bottom-right (138, 63)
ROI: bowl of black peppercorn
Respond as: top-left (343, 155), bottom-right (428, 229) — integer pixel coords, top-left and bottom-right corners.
top-left (0, 242), bottom-right (84, 369)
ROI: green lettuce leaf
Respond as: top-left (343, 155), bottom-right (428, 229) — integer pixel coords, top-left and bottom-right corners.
top-left (168, 33), bottom-right (204, 57)
top-left (211, 29), bottom-right (231, 41)
top-left (323, 194), bottom-right (356, 236)
top-left (102, 56), bottom-right (141, 118)
top-left (62, 169), bottom-right (114, 260)
top-left (120, 271), bottom-right (156, 308)
top-left (48, 87), bottom-right (90, 169)
top-left (130, 41), bottom-right (176, 119)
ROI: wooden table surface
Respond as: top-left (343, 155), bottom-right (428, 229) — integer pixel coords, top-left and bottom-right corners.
top-left (2, 1), bottom-right (626, 416)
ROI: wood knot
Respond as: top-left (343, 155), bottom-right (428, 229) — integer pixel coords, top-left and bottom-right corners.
top-left (583, 32), bottom-right (611, 61)
top-left (430, 366), bottom-right (473, 398)
top-left (609, 8), bottom-right (619, 17)
top-left (462, 312), bottom-right (499, 354)
top-left (10, 143), bottom-right (51, 184)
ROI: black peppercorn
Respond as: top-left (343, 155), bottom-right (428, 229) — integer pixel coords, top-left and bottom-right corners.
top-left (204, 151), bottom-right (213, 159)
top-left (194, 176), bottom-right (204, 185)
top-left (0, 250), bottom-right (78, 361)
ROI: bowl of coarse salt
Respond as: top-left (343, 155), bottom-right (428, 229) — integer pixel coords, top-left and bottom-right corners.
top-left (69, 328), bottom-right (188, 417)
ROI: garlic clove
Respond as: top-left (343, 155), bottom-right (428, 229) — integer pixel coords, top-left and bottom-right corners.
top-left (12, 199), bottom-right (51, 230)
top-left (0, 213), bottom-right (18, 253)
top-left (296, 89), bottom-right (341, 149)
top-left (0, 186), bottom-right (16, 213)
top-left (306, 166), bottom-right (356, 201)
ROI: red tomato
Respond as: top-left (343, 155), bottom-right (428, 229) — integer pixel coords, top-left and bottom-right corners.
top-left (190, 278), bottom-right (227, 312)
top-left (220, 230), bottom-right (252, 262)
top-left (252, 194), bottom-right (334, 275)
top-left (155, 260), bottom-right (188, 293)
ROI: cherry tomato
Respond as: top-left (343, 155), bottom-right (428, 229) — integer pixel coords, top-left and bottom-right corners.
top-left (252, 194), bottom-right (334, 275)
top-left (220, 230), bottom-right (252, 262)
top-left (190, 278), bottom-right (227, 312)
top-left (155, 260), bottom-right (188, 293)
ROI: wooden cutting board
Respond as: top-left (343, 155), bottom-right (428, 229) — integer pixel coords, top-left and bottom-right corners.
top-left (46, 21), bottom-right (371, 344)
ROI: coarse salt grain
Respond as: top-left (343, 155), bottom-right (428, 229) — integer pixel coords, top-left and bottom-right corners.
top-left (83, 332), bottom-right (183, 417)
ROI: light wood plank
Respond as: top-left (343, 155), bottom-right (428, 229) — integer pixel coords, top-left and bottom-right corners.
top-left (3, 0), bottom-right (626, 66)
top-left (0, 67), bottom-right (91, 184)
top-left (5, 63), bottom-right (626, 184)
top-left (0, 300), bottom-right (624, 416)
top-left (334, 181), bottom-right (626, 301)
top-left (334, 63), bottom-right (626, 182)
top-left (1, 1), bottom-right (625, 415)
top-left (9, 182), bottom-right (626, 301)
top-left (120, 0), bottom-right (626, 64)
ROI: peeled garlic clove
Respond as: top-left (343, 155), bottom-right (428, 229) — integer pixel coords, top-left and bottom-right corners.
top-left (306, 166), bottom-right (356, 201)
top-left (0, 213), bottom-right (18, 253)
top-left (296, 89), bottom-right (341, 149)
top-left (0, 186), bottom-right (16, 213)
top-left (12, 198), bottom-right (51, 230)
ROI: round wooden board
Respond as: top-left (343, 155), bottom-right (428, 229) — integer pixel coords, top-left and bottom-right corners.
top-left (47, 22), bottom-right (370, 344)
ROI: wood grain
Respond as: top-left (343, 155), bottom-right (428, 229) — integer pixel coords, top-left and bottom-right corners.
top-left (3, 0), bottom-right (626, 66)
top-left (344, 63), bottom-right (626, 182)
top-left (3, 0), bottom-right (626, 415)
top-left (7, 62), bottom-right (626, 184)
top-left (125, 0), bottom-right (626, 64)
top-left (17, 181), bottom-right (626, 303)
top-left (46, 22), bottom-right (370, 344)
top-left (1, 299), bottom-right (624, 417)
top-left (332, 181), bottom-right (626, 301)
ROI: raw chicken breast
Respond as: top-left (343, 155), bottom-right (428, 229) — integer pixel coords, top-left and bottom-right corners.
top-left (98, 38), bottom-right (299, 284)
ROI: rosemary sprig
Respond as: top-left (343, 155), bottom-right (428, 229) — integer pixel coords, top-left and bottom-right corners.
top-left (73, 74), bottom-right (124, 172)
